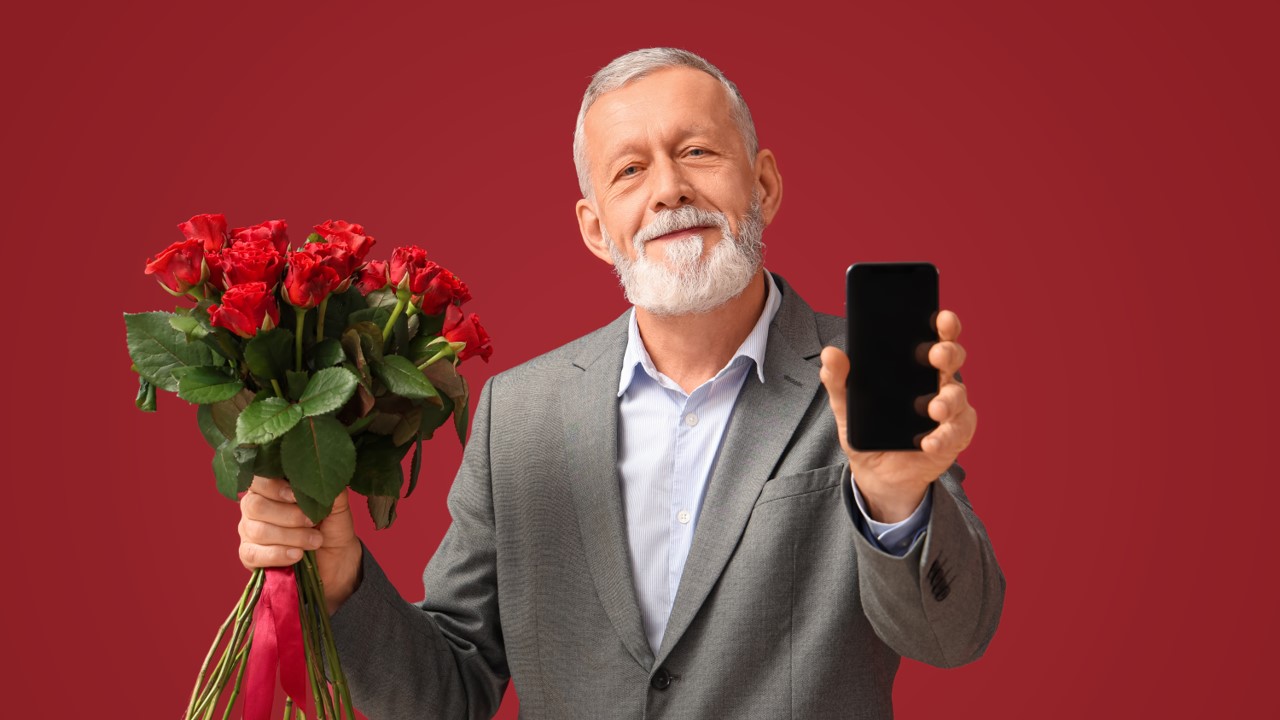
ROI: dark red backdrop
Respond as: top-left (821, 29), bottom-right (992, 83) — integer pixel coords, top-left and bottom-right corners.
top-left (5, 1), bottom-right (1276, 717)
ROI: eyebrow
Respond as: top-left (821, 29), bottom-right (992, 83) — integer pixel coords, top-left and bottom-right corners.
top-left (601, 124), bottom-right (719, 166)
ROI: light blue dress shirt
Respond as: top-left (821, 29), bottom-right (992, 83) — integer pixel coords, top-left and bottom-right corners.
top-left (616, 271), bottom-right (931, 654)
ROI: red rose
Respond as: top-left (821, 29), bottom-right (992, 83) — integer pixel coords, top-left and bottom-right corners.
top-left (354, 260), bottom-right (389, 295)
top-left (417, 266), bottom-right (472, 315)
top-left (218, 238), bottom-right (285, 288)
top-left (208, 282), bottom-right (279, 338)
top-left (311, 219), bottom-right (375, 276)
top-left (145, 239), bottom-right (207, 295)
top-left (389, 246), bottom-right (439, 294)
top-left (230, 219), bottom-right (289, 255)
top-left (442, 304), bottom-right (493, 362)
top-left (284, 251), bottom-right (342, 308)
top-left (179, 213), bottom-right (229, 253)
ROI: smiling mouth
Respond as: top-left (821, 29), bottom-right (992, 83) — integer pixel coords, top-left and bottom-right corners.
top-left (648, 226), bottom-right (712, 243)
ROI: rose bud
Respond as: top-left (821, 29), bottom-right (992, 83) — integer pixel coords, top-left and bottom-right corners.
top-left (178, 213), bottom-right (230, 253)
top-left (417, 266), bottom-right (472, 315)
top-left (284, 251), bottom-right (342, 309)
top-left (230, 219), bottom-right (289, 255)
top-left (219, 238), bottom-right (285, 288)
top-left (208, 282), bottom-right (279, 338)
top-left (145, 239), bottom-right (208, 295)
top-left (442, 304), bottom-right (493, 362)
top-left (355, 260), bottom-right (389, 295)
top-left (389, 246), bottom-right (440, 295)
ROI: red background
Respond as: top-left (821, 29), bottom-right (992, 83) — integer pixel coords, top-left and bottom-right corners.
top-left (5, 1), bottom-right (1276, 717)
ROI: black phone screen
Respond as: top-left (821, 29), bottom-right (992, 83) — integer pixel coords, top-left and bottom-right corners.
top-left (846, 262), bottom-right (939, 451)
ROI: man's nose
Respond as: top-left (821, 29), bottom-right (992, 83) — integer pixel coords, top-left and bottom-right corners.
top-left (648, 156), bottom-right (694, 211)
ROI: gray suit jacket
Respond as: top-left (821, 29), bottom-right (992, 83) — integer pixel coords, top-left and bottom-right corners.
top-left (331, 274), bottom-right (1004, 719)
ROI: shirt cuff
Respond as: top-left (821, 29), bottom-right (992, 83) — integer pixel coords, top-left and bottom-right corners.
top-left (850, 477), bottom-right (933, 556)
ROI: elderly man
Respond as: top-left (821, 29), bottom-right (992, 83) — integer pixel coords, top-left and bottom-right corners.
top-left (239, 48), bottom-right (1003, 719)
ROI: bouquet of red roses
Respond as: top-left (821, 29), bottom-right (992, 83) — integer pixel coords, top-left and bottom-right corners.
top-left (124, 214), bottom-right (491, 720)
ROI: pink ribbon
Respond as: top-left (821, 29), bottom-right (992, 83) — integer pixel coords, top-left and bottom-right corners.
top-left (244, 567), bottom-right (312, 719)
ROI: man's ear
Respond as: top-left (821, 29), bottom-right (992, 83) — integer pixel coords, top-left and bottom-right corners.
top-left (753, 149), bottom-right (784, 225)
top-left (576, 198), bottom-right (615, 265)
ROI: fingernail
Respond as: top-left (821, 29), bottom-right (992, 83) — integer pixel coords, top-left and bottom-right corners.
top-left (282, 488), bottom-right (296, 502)
top-left (311, 533), bottom-right (324, 548)
top-left (286, 548), bottom-right (302, 561)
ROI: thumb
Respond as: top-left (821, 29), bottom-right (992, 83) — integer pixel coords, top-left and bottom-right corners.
top-left (819, 346), bottom-right (852, 447)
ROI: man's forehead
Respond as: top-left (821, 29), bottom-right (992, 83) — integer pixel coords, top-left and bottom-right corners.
top-left (583, 69), bottom-right (736, 158)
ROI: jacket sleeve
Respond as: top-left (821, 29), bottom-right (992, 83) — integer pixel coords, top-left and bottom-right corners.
top-left (845, 462), bottom-right (1006, 668)
top-left (329, 377), bottom-right (508, 719)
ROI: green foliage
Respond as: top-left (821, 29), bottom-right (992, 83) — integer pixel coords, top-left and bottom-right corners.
top-left (178, 366), bottom-right (245, 404)
top-left (373, 355), bottom-right (440, 402)
top-left (281, 416), bottom-right (356, 524)
top-left (197, 404), bottom-right (229, 448)
top-left (213, 441), bottom-right (255, 501)
top-left (253, 438), bottom-right (285, 479)
top-left (297, 367), bottom-right (359, 417)
top-left (124, 312), bottom-right (215, 392)
top-left (311, 339), bottom-right (345, 369)
top-left (244, 329), bottom-right (294, 381)
top-left (236, 397), bottom-right (304, 445)
top-left (135, 376), bottom-right (157, 412)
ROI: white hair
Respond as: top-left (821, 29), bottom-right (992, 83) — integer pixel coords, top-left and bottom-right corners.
top-left (572, 48), bottom-right (760, 198)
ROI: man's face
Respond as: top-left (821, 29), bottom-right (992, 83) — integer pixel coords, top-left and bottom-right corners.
top-left (575, 66), bottom-right (782, 314)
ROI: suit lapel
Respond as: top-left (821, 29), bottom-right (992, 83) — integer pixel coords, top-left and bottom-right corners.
top-left (655, 276), bottom-right (825, 666)
top-left (561, 312), bottom-right (655, 670)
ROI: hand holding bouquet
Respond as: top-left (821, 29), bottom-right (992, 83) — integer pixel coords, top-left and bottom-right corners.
top-left (125, 214), bottom-right (492, 719)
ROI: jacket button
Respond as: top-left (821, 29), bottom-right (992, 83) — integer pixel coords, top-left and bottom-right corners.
top-left (651, 668), bottom-right (672, 691)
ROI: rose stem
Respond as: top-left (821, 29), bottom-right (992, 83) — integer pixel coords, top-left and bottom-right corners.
top-left (304, 550), bottom-right (355, 714)
top-left (283, 697), bottom-right (295, 720)
top-left (271, 378), bottom-right (286, 398)
top-left (315, 296), bottom-right (330, 344)
top-left (293, 306), bottom-right (308, 372)
top-left (218, 636), bottom-right (252, 720)
top-left (381, 297), bottom-right (407, 342)
top-left (186, 579), bottom-right (247, 716)
top-left (192, 569), bottom-right (264, 717)
top-left (296, 564), bottom-right (335, 719)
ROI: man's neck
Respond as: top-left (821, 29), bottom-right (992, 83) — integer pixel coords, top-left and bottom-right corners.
top-left (634, 269), bottom-right (768, 394)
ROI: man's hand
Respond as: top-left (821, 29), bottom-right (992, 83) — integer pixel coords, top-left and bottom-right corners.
top-left (239, 477), bottom-right (364, 615)
top-left (819, 310), bottom-right (978, 523)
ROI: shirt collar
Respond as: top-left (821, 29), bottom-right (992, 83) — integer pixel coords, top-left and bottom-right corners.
top-left (618, 270), bottom-right (783, 397)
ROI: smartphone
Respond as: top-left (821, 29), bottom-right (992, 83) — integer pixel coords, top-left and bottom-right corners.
top-left (845, 262), bottom-right (939, 451)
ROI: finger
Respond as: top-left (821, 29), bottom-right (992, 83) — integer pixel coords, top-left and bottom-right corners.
top-left (927, 383), bottom-right (969, 423)
top-left (241, 490), bottom-right (315, 528)
top-left (249, 475), bottom-right (296, 503)
top-left (240, 542), bottom-right (304, 569)
top-left (929, 340), bottom-right (967, 377)
top-left (936, 310), bottom-right (962, 342)
top-left (819, 346), bottom-right (850, 416)
top-left (922, 406), bottom-right (977, 456)
top-left (239, 516), bottom-right (325, 550)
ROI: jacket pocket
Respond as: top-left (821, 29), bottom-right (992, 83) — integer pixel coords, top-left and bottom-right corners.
top-left (755, 463), bottom-right (846, 505)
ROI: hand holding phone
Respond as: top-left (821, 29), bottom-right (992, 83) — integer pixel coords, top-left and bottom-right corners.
top-left (845, 262), bottom-right (939, 451)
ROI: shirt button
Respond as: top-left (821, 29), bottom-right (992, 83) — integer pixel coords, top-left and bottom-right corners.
top-left (684, 413), bottom-right (699, 427)
top-left (677, 510), bottom-right (691, 524)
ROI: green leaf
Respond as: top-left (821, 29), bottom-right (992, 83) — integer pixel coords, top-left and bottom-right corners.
top-left (372, 354), bottom-right (440, 401)
top-left (124, 312), bottom-right (215, 392)
top-left (135, 376), bottom-right (157, 412)
top-left (311, 338), bottom-right (345, 368)
top-left (306, 232), bottom-right (324, 244)
top-left (416, 311), bottom-right (446, 337)
top-left (236, 397), bottom-right (305, 445)
top-left (292, 486), bottom-right (332, 524)
top-left (253, 438), bottom-right (285, 479)
top-left (406, 429), bottom-right (423, 498)
top-left (169, 314), bottom-right (209, 341)
top-left (197, 404), bottom-right (229, 448)
top-left (177, 366), bottom-right (245, 404)
top-left (298, 367), bottom-right (359, 417)
top-left (210, 389), bottom-right (254, 441)
top-left (366, 495), bottom-right (398, 530)
top-left (244, 329), bottom-right (294, 381)
top-left (453, 381), bottom-right (469, 445)
top-left (281, 415), bottom-right (356, 523)
top-left (213, 441), bottom-right (254, 501)
top-left (322, 288), bottom-right (366, 339)
top-left (349, 434), bottom-right (408, 497)
top-left (348, 307), bottom-right (392, 332)
top-left (286, 370), bottom-right (310, 401)
top-left (200, 327), bottom-right (242, 363)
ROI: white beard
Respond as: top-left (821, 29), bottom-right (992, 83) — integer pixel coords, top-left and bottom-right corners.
top-left (605, 199), bottom-right (765, 316)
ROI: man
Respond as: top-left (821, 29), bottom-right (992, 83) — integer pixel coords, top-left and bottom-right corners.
top-left (239, 48), bottom-right (1003, 719)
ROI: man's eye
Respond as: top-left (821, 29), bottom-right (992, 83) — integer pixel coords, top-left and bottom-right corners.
top-left (621, 166), bottom-right (638, 176)
top-left (688, 148), bottom-right (706, 157)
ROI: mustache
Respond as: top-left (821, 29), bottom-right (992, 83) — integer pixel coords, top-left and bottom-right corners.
top-left (632, 205), bottom-right (729, 247)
